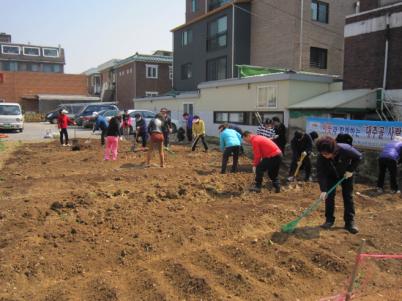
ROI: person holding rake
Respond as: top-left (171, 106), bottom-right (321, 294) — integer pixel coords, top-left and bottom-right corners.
top-left (316, 136), bottom-right (362, 234)
top-left (287, 130), bottom-right (313, 182)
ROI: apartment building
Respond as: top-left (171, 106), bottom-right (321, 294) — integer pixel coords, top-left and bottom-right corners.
top-left (115, 51), bottom-right (173, 109)
top-left (173, 0), bottom-right (355, 91)
top-left (344, 0), bottom-right (402, 92)
top-left (0, 33), bottom-right (65, 73)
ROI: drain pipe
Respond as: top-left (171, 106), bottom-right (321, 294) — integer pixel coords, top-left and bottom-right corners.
top-left (299, 0), bottom-right (304, 71)
top-left (381, 13), bottom-right (390, 108)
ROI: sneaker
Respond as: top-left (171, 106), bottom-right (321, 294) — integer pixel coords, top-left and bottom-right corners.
top-left (249, 185), bottom-right (261, 193)
top-left (287, 176), bottom-right (294, 182)
top-left (320, 221), bottom-right (334, 229)
top-left (66, 144), bottom-right (71, 146)
top-left (345, 223), bottom-right (359, 234)
top-left (377, 187), bottom-right (384, 193)
top-left (391, 190), bottom-right (401, 194)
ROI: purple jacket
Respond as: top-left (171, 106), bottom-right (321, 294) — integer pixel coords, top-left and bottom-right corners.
top-left (379, 141), bottom-right (402, 161)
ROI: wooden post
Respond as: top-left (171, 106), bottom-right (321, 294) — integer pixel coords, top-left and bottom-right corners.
top-left (346, 239), bottom-right (366, 301)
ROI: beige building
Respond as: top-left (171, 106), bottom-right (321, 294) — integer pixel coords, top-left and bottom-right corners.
top-left (134, 71), bottom-right (378, 138)
top-left (250, 0), bottom-right (356, 76)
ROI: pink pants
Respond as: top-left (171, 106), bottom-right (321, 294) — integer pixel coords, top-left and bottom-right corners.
top-left (104, 136), bottom-right (119, 160)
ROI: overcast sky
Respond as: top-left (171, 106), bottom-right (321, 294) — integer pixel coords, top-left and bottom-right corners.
top-left (1, 0), bottom-right (184, 73)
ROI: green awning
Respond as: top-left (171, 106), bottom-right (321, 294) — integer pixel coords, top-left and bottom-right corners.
top-left (236, 65), bottom-right (288, 78)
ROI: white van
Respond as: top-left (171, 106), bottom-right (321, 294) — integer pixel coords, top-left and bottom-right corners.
top-left (0, 102), bottom-right (24, 132)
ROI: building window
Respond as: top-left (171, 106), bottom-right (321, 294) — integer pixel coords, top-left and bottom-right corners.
top-left (310, 47), bottom-right (328, 69)
top-left (43, 48), bottom-right (59, 57)
top-left (214, 112), bottom-right (246, 124)
top-left (145, 91), bottom-right (159, 97)
top-left (208, 0), bottom-right (230, 11)
top-left (182, 29), bottom-right (193, 47)
top-left (207, 16), bottom-right (227, 51)
top-left (257, 86), bottom-right (277, 109)
top-left (181, 63), bottom-right (192, 80)
top-left (191, 0), bottom-right (198, 12)
top-left (23, 47), bottom-right (40, 56)
top-left (1, 45), bottom-right (20, 55)
top-left (184, 103), bottom-right (194, 115)
top-left (213, 111), bottom-right (283, 126)
top-left (146, 64), bottom-right (158, 79)
top-left (2, 61), bottom-right (18, 71)
top-left (206, 56), bottom-right (227, 81)
top-left (29, 63), bottom-right (40, 72)
top-left (169, 66), bottom-right (173, 80)
top-left (311, 0), bottom-right (329, 24)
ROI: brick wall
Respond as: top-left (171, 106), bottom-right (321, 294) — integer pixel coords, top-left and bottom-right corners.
top-left (115, 63), bottom-right (136, 110)
top-left (250, 0), bottom-right (355, 76)
top-left (135, 62), bottom-right (172, 105)
top-left (186, 0), bottom-right (207, 22)
top-left (0, 71), bottom-right (88, 108)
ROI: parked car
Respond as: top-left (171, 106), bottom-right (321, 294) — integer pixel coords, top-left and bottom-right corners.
top-left (0, 102), bottom-right (24, 132)
top-left (128, 110), bottom-right (179, 133)
top-left (45, 103), bottom-right (87, 124)
top-left (75, 103), bottom-right (118, 126)
top-left (84, 109), bottom-right (121, 129)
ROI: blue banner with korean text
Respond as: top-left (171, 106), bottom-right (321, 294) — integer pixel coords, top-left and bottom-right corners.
top-left (306, 117), bottom-right (402, 149)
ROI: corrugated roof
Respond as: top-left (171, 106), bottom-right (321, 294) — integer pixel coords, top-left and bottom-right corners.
top-left (116, 53), bottom-right (172, 68)
top-left (288, 89), bottom-right (376, 109)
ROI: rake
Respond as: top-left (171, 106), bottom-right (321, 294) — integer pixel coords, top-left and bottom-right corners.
top-left (281, 177), bottom-right (346, 233)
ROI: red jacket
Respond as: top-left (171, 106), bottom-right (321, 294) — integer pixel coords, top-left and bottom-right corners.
top-left (57, 114), bottom-right (74, 129)
top-left (250, 134), bottom-right (282, 166)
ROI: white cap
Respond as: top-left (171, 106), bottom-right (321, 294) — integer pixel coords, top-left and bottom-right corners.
top-left (61, 109), bottom-right (68, 114)
top-left (92, 112), bottom-right (99, 117)
top-left (394, 135), bottom-right (402, 142)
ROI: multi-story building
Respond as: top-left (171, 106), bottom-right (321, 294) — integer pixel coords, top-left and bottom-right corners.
top-left (0, 33), bottom-right (65, 73)
top-left (343, 0), bottom-right (402, 119)
top-left (172, 0), bottom-right (355, 91)
top-left (114, 51), bottom-right (173, 109)
top-left (84, 59), bottom-right (119, 101)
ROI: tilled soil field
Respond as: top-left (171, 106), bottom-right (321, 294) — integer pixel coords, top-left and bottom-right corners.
top-left (0, 140), bottom-right (401, 300)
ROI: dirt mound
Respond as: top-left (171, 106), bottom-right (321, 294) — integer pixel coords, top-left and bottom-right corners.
top-left (0, 140), bottom-right (401, 300)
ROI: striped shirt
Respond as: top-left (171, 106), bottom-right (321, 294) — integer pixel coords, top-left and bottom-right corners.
top-left (257, 125), bottom-right (276, 139)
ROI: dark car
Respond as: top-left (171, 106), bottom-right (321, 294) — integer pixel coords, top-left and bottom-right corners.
top-left (75, 103), bottom-right (118, 126)
top-left (84, 109), bottom-right (121, 129)
top-left (45, 103), bottom-right (86, 124)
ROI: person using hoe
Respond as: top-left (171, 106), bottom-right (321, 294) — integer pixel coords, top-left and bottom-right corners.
top-left (191, 115), bottom-right (208, 152)
top-left (219, 124), bottom-right (242, 174)
top-left (288, 130), bottom-right (313, 182)
top-left (146, 113), bottom-right (165, 168)
top-left (316, 136), bottom-right (362, 234)
top-left (377, 135), bottom-right (402, 194)
top-left (57, 109), bottom-right (76, 146)
top-left (92, 112), bottom-right (108, 146)
top-left (243, 131), bottom-right (282, 193)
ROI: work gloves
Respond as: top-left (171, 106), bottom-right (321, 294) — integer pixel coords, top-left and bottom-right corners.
top-left (252, 166), bottom-right (256, 174)
top-left (344, 171), bottom-right (353, 179)
top-left (301, 151), bottom-right (307, 157)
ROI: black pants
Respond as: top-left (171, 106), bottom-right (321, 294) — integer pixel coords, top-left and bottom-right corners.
top-left (163, 131), bottom-right (170, 147)
top-left (377, 158), bottom-right (398, 191)
top-left (60, 128), bottom-right (68, 145)
top-left (325, 177), bottom-right (355, 225)
top-left (100, 127), bottom-right (107, 146)
top-left (136, 131), bottom-right (147, 148)
top-left (255, 155), bottom-right (282, 188)
top-left (186, 127), bottom-right (192, 142)
top-left (289, 154), bottom-right (311, 180)
top-left (221, 146), bottom-right (240, 174)
top-left (192, 134), bottom-right (208, 151)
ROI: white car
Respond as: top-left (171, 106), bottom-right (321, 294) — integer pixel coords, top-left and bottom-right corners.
top-left (128, 110), bottom-right (179, 132)
top-left (0, 102), bottom-right (24, 132)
